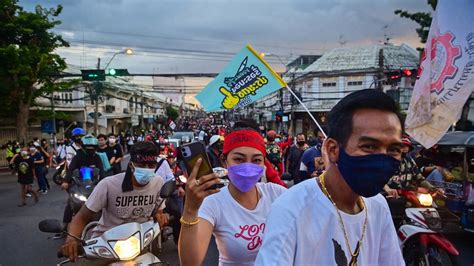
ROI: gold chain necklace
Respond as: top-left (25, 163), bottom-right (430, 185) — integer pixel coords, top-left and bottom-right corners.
top-left (319, 173), bottom-right (368, 266)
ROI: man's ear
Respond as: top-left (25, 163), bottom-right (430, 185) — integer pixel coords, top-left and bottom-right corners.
top-left (322, 138), bottom-right (340, 165)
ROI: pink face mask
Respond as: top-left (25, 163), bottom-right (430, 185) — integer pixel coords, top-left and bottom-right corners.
top-left (227, 163), bottom-right (264, 192)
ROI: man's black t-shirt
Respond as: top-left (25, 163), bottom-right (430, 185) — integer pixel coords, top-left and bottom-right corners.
top-left (286, 145), bottom-right (305, 177)
top-left (97, 146), bottom-right (115, 161)
top-left (110, 144), bottom-right (123, 159)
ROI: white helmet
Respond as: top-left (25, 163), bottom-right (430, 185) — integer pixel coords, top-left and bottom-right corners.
top-left (209, 135), bottom-right (223, 146)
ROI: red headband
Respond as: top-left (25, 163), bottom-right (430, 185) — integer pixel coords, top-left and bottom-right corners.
top-left (223, 130), bottom-right (266, 156)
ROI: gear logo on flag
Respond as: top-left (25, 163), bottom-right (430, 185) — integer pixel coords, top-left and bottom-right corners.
top-left (428, 31), bottom-right (462, 94)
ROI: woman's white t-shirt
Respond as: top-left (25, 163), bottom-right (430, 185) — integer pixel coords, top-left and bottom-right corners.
top-left (198, 182), bottom-right (286, 266)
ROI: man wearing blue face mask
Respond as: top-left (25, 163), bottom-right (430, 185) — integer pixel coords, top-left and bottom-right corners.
top-left (61, 141), bottom-right (168, 262)
top-left (256, 89), bottom-right (405, 266)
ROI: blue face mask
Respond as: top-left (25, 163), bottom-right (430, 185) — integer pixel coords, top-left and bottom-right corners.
top-left (337, 147), bottom-right (400, 198)
top-left (132, 164), bottom-right (155, 185)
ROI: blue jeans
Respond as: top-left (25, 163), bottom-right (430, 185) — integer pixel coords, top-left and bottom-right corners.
top-left (35, 166), bottom-right (47, 191)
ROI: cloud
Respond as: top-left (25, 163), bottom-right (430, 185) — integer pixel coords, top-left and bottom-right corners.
top-left (21, 0), bottom-right (432, 73)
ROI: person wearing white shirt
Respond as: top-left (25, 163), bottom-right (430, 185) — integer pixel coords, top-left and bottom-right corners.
top-left (178, 127), bottom-right (286, 266)
top-left (256, 89), bottom-right (405, 266)
top-left (155, 155), bottom-right (174, 183)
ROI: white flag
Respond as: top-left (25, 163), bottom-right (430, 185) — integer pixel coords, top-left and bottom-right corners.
top-left (169, 120), bottom-right (177, 130)
top-left (405, 0), bottom-right (474, 148)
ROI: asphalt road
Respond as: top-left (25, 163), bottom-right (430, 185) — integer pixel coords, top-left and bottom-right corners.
top-left (0, 162), bottom-right (473, 265)
top-left (0, 157), bottom-right (218, 266)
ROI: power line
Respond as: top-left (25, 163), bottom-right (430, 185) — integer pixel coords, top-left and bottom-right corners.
top-left (61, 39), bottom-right (288, 64)
top-left (55, 27), bottom-right (318, 53)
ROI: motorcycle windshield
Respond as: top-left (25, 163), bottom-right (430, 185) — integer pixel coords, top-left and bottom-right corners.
top-left (80, 167), bottom-right (93, 183)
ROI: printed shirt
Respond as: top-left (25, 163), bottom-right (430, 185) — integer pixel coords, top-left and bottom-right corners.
top-left (15, 156), bottom-right (34, 179)
top-left (255, 179), bottom-right (403, 266)
top-left (199, 183), bottom-right (286, 266)
top-left (388, 155), bottom-right (426, 190)
top-left (86, 171), bottom-right (165, 238)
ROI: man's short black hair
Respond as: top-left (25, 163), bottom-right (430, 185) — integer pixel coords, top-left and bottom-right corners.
top-left (130, 141), bottom-right (159, 161)
top-left (97, 134), bottom-right (107, 140)
top-left (327, 89), bottom-right (403, 146)
top-left (296, 132), bottom-right (305, 138)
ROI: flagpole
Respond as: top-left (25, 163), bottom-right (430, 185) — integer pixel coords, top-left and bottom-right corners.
top-left (285, 86), bottom-right (327, 138)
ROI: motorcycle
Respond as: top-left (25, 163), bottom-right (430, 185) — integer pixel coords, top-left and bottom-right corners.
top-left (396, 189), bottom-right (459, 265)
top-left (53, 160), bottom-right (67, 186)
top-left (68, 167), bottom-right (100, 215)
top-left (38, 179), bottom-right (176, 265)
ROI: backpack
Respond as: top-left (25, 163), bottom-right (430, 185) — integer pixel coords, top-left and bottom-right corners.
top-left (96, 152), bottom-right (111, 172)
top-left (266, 143), bottom-right (281, 167)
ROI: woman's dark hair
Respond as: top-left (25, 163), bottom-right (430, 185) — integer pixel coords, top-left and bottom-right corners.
top-left (233, 119), bottom-right (260, 132)
top-left (327, 89), bottom-right (403, 146)
top-left (97, 134), bottom-right (107, 140)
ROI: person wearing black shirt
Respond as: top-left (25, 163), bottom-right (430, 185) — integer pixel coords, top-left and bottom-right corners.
top-left (108, 134), bottom-right (124, 175)
top-left (206, 135), bottom-right (223, 168)
top-left (13, 148), bottom-right (39, 206)
top-left (61, 135), bottom-right (104, 228)
top-left (285, 133), bottom-right (308, 182)
top-left (97, 134), bottom-right (115, 176)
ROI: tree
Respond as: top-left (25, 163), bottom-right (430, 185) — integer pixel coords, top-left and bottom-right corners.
top-left (166, 105), bottom-right (179, 121)
top-left (394, 0), bottom-right (437, 45)
top-left (0, 0), bottom-right (70, 143)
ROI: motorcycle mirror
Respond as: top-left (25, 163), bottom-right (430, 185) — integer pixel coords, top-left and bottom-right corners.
top-left (92, 167), bottom-right (100, 177)
top-left (72, 169), bottom-right (80, 179)
top-left (160, 180), bottom-right (177, 198)
top-left (281, 173), bottom-right (293, 181)
top-left (39, 219), bottom-right (63, 233)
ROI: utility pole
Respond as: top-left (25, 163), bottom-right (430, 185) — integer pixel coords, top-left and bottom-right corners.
top-left (140, 90), bottom-right (145, 129)
top-left (377, 49), bottom-right (384, 90)
top-left (94, 57), bottom-right (101, 135)
top-left (289, 73), bottom-right (296, 136)
top-left (50, 94), bottom-right (57, 150)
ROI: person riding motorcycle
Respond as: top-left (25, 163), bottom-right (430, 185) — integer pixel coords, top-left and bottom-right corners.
top-left (61, 135), bottom-right (105, 230)
top-left (61, 141), bottom-right (168, 262)
top-left (384, 138), bottom-right (444, 198)
top-left (384, 137), bottom-right (444, 226)
top-left (65, 127), bottom-right (86, 167)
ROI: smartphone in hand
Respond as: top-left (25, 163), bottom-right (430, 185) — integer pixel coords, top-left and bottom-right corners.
top-left (180, 142), bottom-right (224, 189)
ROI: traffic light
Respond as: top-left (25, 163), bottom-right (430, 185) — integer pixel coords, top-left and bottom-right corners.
top-left (81, 69), bottom-right (105, 81)
top-left (275, 114), bottom-right (282, 122)
top-left (401, 68), bottom-right (417, 77)
top-left (106, 68), bottom-right (129, 76)
top-left (386, 71), bottom-right (401, 84)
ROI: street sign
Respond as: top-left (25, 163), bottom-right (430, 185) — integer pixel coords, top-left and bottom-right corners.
top-left (81, 69), bottom-right (106, 81)
top-left (41, 120), bottom-right (55, 133)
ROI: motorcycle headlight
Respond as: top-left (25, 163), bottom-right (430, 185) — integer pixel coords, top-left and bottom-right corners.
top-left (73, 193), bottom-right (87, 202)
top-left (417, 193), bottom-right (433, 207)
top-left (110, 233), bottom-right (141, 260)
top-left (93, 246), bottom-right (114, 258)
top-left (143, 229), bottom-right (154, 247)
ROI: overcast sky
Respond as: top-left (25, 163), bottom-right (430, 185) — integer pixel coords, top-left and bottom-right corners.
top-left (20, 0), bottom-right (432, 75)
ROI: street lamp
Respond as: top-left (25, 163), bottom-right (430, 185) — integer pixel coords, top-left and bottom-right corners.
top-left (93, 48), bottom-right (133, 135)
top-left (104, 48), bottom-right (134, 70)
top-left (259, 53), bottom-right (287, 67)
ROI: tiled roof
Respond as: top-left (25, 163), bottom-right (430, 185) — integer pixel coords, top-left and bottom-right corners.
top-left (302, 43), bottom-right (419, 73)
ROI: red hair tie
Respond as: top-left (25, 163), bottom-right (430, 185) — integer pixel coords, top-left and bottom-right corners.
top-left (223, 130), bottom-right (266, 156)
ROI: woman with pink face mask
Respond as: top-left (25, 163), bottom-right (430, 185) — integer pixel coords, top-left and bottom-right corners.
top-left (178, 127), bottom-right (287, 266)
